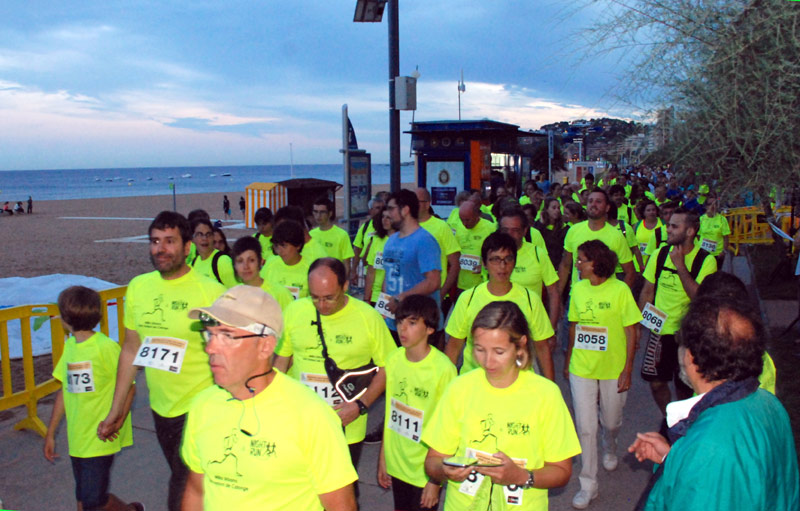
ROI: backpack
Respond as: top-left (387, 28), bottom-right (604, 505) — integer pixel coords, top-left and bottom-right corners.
top-left (191, 252), bottom-right (225, 285)
top-left (653, 245), bottom-right (710, 297)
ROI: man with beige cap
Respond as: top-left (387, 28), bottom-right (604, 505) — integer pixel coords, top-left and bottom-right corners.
top-left (180, 285), bottom-right (358, 511)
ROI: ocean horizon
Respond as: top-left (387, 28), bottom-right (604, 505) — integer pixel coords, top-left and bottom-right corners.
top-left (0, 163), bottom-right (416, 202)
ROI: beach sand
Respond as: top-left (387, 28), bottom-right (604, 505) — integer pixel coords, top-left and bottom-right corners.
top-left (2, 185), bottom-right (404, 285)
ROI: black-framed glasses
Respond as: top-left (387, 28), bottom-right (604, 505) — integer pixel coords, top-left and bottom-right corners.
top-left (193, 231), bottom-right (213, 239)
top-left (487, 255), bottom-right (515, 265)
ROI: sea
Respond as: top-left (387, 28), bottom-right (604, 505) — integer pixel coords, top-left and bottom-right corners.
top-left (0, 163), bottom-right (416, 202)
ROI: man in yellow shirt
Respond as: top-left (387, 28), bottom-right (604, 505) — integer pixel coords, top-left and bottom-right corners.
top-left (454, 200), bottom-right (495, 296)
top-left (182, 285), bottom-right (357, 511)
top-left (99, 211), bottom-right (226, 511)
top-left (310, 197), bottom-right (355, 278)
top-left (416, 187), bottom-right (461, 306)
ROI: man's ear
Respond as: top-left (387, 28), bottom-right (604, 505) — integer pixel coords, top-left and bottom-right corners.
top-left (258, 335), bottom-right (278, 360)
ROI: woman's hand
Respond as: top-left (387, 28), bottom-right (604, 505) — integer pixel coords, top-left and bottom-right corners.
top-left (442, 464), bottom-right (474, 483)
top-left (474, 451), bottom-right (527, 486)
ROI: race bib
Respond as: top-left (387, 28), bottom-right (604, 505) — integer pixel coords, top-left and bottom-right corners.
top-left (700, 238), bottom-right (717, 253)
top-left (133, 337), bottom-right (187, 373)
top-left (66, 361), bottom-right (95, 393)
top-left (575, 325), bottom-right (609, 351)
top-left (639, 242), bottom-right (648, 254)
top-left (459, 254), bottom-right (481, 272)
top-left (301, 373), bottom-right (343, 407)
top-left (641, 303), bottom-right (668, 334)
top-left (458, 470), bottom-right (486, 497)
top-left (375, 292), bottom-right (395, 319)
top-left (503, 485), bottom-right (524, 506)
top-left (389, 398), bottom-right (423, 442)
top-left (286, 286), bottom-right (301, 299)
top-left (459, 448), bottom-right (527, 503)
top-left (373, 251), bottom-right (384, 270)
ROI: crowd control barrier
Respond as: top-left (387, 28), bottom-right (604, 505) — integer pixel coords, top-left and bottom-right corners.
top-left (724, 206), bottom-right (796, 255)
top-left (0, 286), bottom-right (127, 437)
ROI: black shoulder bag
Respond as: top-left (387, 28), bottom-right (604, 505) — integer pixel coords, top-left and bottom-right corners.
top-left (312, 310), bottom-right (379, 402)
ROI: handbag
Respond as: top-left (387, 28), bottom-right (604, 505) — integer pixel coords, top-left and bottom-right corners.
top-left (312, 310), bottom-right (379, 402)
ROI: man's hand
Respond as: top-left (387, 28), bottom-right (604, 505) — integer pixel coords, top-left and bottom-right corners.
top-left (43, 434), bottom-right (58, 463)
top-left (333, 401), bottom-right (360, 428)
top-left (669, 244), bottom-right (687, 269)
top-left (386, 296), bottom-right (400, 313)
top-left (420, 481), bottom-right (441, 509)
top-left (628, 432), bottom-right (671, 464)
top-left (97, 412), bottom-right (122, 441)
top-left (475, 451), bottom-right (527, 486)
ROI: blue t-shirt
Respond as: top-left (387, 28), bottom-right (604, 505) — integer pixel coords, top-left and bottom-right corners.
top-left (382, 226), bottom-right (442, 330)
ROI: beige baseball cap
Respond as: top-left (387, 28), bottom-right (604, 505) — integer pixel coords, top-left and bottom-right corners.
top-left (188, 285), bottom-right (283, 337)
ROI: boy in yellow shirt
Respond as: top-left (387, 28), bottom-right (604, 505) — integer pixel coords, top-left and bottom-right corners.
top-left (44, 286), bottom-right (141, 511)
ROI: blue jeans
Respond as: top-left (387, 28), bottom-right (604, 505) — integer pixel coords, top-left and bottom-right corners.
top-left (70, 454), bottom-right (114, 509)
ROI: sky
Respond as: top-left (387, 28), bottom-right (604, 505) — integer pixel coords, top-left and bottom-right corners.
top-left (0, 1), bottom-right (641, 170)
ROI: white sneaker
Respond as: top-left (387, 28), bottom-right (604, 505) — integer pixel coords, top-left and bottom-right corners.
top-left (572, 488), bottom-right (598, 509)
top-left (602, 452), bottom-right (619, 471)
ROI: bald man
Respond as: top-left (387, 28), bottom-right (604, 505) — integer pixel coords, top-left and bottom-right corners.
top-left (453, 200), bottom-right (495, 295)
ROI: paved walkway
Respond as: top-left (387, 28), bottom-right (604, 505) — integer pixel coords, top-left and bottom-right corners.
top-left (0, 254), bottom-right (793, 511)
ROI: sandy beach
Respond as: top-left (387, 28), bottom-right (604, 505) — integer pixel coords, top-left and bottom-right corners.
top-left (2, 185), bottom-right (404, 285)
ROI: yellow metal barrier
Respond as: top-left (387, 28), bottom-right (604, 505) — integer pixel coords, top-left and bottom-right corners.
top-left (0, 286), bottom-right (127, 437)
top-left (724, 206), bottom-right (795, 255)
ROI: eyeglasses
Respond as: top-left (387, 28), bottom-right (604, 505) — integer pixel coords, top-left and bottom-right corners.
top-left (201, 329), bottom-right (263, 346)
top-left (487, 255), bottom-right (515, 265)
top-left (193, 232), bottom-right (213, 239)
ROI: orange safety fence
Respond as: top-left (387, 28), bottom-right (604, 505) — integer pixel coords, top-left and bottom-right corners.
top-left (0, 286), bottom-right (127, 437)
top-left (724, 206), bottom-right (798, 255)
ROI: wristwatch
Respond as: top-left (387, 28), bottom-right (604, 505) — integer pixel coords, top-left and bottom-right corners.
top-left (521, 470), bottom-right (535, 490)
top-left (355, 399), bottom-right (369, 416)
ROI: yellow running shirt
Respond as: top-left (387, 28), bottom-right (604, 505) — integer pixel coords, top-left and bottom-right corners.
top-left (563, 221), bottom-right (632, 285)
top-left (124, 269), bottom-right (225, 417)
top-left (635, 219), bottom-right (662, 258)
top-left (446, 282), bottom-right (554, 374)
top-left (310, 225), bottom-right (356, 262)
top-left (181, 372), bottom-right (358, 511)
top-left (511, 242), bottom-right (558, 295)
top-left (276, 296), bottom-right (396, 443)
top-left (258, 279), bottom-right (294, 311)
top-left (454, 218), bottom-right (496, 290)
top-left (643, 244), bottom-right (717, 335)
top-left (365, 234), bottom-right (389, 302)
top-left (384, 347), bottom-right (456, 487)
top-left (422, 369), bottom-right (581, 511)
top-left (191, 249), bottom-right (237, 288)
top-left (420, 215), bottom-right (461, 287)
top-left (254, 232), bottom-right (272, 260)
top-left (302, 237), bottom-right (332, 266)
top-left (353, 219), bottom-right (375, 250)
top-left (260, 255), bottom-right (311, 299)
top-left (528, 226), bottom-right (547, 253)
top-left (698, 213), bottom-right (731, 256)
top-left (53, 332), bottom-right (133, 457)
top-left (568, 278), bottom-right (642, 379)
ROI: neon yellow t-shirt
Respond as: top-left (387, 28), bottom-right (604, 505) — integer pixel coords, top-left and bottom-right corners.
top-left (125, 269), bottom-right (225, 417)
top-left (563, 221), bottom-right (633, 285)
top-left (421, 216), bottom-right (461, 287)
top-left (614, 220), bottom-right (640, 273)
top-left (181, 372), bottom-right (358, 511)
top-left (446, 208), bottom-right (461, 231)
top-left (53, 332), bottom-right (133, 457)
top-left (635, 219), bottom-right (663, 257)
top-left (422, 369), bottom-right (581, 511)
top-left (643, 244), bottom-right (718, 335)
top-left (568, 278), bottom-right (642, 379)
top-left (759, 352), bottom-right (776, 395)
top-left (310, 225), bottom-right (355, 262)
top-left (528, 226), bottom-right (547, 253)
top-left (254, 232), bottom-right (272, 260)
top-left (258, 279), bottom-right (294, 311)
top-left (511, 242), bottom-right (558, 295)
top-left (353, 219), bottom-right (375, 250)
top-left (276, 297), bottom-right (396, 443)
top-left (445, 282), bottom-right (554, 374)
top-left (617, 204), bottom-right (636, 225)
top-left (643, 224), bottom-right (668, 258)
top-left (698, 213), bottom-right (731, 256)
top-left (454, 218), bottom-right (496, 290)
top-left (365, 234), bottom-right (389, 302)
top-left (260, 255), bottom-right (311, 299)
top-left (301, 237), bottom-right (330, 266)
top-left (384, 347), bottom-right (456, 487)
top-left (480, 203), bottom-right (496, 223)
top-left (192, 249), bottom-right (238, 288)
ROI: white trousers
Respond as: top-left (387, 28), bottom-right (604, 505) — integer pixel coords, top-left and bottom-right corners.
top-left (569, 373), bottom-right (627, 492)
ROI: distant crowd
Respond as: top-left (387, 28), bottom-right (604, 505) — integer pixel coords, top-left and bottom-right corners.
top-left (2, 196), bottom-right (32, 215)
top-left (40, 165), bottom-right (798, 511)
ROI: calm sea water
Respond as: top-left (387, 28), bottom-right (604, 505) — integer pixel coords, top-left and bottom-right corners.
top-left (0, 164), bottom-right (416, 202)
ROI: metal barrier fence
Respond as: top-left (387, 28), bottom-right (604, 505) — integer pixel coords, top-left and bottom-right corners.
top-left (724, 206), bottom-right (796, 255)
top-left (0, 286), bottom-right (127, 437)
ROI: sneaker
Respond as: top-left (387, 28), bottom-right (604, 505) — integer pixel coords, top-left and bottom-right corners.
top-left (572, 488), bottom-right (598, 509)
top-left (602, 452), bottom-right (618, 471)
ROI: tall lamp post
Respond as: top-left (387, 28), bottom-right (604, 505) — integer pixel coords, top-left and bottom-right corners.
top-left (354, 0), bottom-right (401, 193)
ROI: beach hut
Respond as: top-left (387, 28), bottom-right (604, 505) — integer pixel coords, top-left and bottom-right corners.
top-left (244, 182), bottom-right (288, 228)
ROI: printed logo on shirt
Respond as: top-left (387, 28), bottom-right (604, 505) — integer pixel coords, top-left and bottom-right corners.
top-left (334, 334), bottom-right (353, 345)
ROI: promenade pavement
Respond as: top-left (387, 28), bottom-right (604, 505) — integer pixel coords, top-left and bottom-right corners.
top-left (0, 253), bottom-right (793, 511)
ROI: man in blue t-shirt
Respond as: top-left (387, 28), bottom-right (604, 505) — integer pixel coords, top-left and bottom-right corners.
top-left (382, 189), bottom-right (442, 337)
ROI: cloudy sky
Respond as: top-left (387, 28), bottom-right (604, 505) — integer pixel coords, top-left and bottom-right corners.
top-left (0, 1), bottom-right (641, 170)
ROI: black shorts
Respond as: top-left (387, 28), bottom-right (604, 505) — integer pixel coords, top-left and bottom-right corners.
top-left (391, 477), bottom-right (439, 511)
top-left (640, 332), bottom-right (680, 382)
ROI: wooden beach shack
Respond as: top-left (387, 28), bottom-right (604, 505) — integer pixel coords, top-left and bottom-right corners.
top-left (244, 182), bottom-right (288, 228)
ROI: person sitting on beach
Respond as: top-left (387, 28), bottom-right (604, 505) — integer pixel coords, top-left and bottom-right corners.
top-left (45, 286), bottom-right (143, 511)
top-left (14, 201), bottom-right (25, 214)
top-left (189, 218), bottom-right (237, 288)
